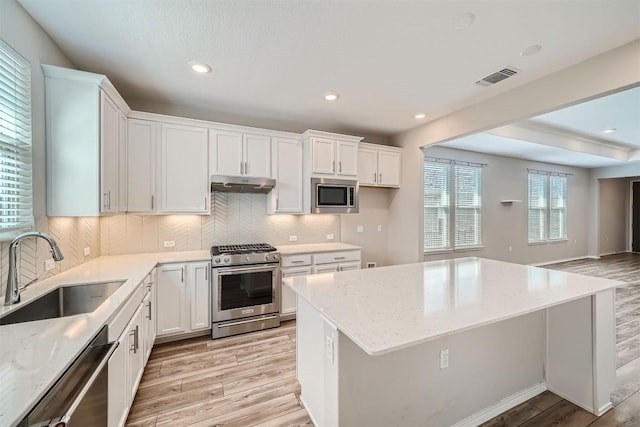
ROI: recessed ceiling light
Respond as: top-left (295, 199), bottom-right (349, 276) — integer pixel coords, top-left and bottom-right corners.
top-left (602, 128), bottom-right (616, 134)
top-left (520, 44), bottom-right (542, 57)
top-left (414, 113), bottom-right (426, 119)
top-left (452, 12), bottom-right (475, 30)
top-left (189, 61), bottom-right (212, 74)
top-left (324, 93), bottom-right (339, 101)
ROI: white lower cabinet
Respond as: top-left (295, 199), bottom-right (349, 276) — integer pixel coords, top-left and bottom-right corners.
top-left (108, 327), bottom-right (129, 427)
top-left (280, 249), bottom-right (361, 319)
top-left (157, 261), bottom-right (211, 338)
top-left (127, 304), bottom-right (145, 403)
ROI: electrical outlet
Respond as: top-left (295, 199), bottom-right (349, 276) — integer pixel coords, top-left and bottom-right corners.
top-left (163, 240), bottom-right (175, 248)
top-left (289, 235), bottom-right (298, 242)
top-left (45, 259), bottom-right (55, 271)
top-left (357, 225), bottom-right (364, 233)
top-left (366, 262), bottom-right (376, 268)
top-left (83, 247), bottom-right (90, 256)
top-left (377, 224), bottom-right (382, 232)
top-left (440, 348), bottom-right (449, 369)
top-left (326, 336), bottom-right (335, 364)
top-left (326, 234), bottom-right (335, 240)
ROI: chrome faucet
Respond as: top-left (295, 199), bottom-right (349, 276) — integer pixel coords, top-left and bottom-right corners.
top-left (4, 231), bottom-right (64, 306)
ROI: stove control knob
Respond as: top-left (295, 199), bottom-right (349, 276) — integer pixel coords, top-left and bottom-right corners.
top-left (214, 257), bottom-right (221, 264)
top-left (223, 257), bottom-right (230, 264)
top-left (265, 254), bottom-right (271, 261)
top-left (245, 256), bottom-right (250, 262)
top-left (272, 254), bottom-right (279, 261)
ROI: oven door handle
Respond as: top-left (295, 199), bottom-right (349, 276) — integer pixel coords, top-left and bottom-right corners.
top-left (217, 314), bottom-right (279, 328)
top-left (216, 265), bottom-right (278, 275)
top-left (47, 340), bottom-right (118, 427)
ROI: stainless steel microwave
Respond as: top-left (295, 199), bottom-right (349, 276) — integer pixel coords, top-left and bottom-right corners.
top-left (311, 178), bottom-right (359, 214)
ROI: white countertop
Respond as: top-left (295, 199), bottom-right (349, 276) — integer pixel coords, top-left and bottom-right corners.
top-left (284, 257), bottom-right (624, 356)
top-left (277, 242), bottom-right (361, 255)
top-left (0, 250), bottom-right (209, 426)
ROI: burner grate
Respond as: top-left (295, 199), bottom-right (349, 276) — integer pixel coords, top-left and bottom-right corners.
top-left (212, 243), bottom-right (276, 255)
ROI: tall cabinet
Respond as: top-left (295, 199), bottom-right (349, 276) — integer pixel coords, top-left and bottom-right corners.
top-left (43, 65), bottom-right (130, 216)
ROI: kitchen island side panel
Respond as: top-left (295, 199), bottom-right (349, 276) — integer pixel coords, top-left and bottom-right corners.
top-left (336, 310), bottom-right (546, 427)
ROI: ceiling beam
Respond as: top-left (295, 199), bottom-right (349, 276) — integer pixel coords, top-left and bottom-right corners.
top-left (486, 120), bottom-right (631, 161)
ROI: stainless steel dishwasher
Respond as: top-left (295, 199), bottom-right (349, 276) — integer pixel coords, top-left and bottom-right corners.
top-left (17, 325), bottom-right (117, 427)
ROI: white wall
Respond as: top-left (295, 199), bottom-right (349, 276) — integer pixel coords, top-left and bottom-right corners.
top-left (421, 146), bottom-right (589, 265)
top-left (599, 178), bottom-right (632, 256)
top-left (390, 41), bottom-right (640, 265)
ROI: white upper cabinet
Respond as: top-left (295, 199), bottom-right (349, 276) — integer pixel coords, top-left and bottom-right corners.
top-left (44, 65), bottom-right (131, 216)
top-left (161, 123), bottom-right (209, 213)
top-left (303, 130), bottom-right (362, 179)
top-left (268, 137), bottom-right (303, 214)
top-left (357, 142), bottom-right (402, 188)
top-left (127, 119), bottom-right (157, 213)
top-left (209, 129), bottom-right (271, 178)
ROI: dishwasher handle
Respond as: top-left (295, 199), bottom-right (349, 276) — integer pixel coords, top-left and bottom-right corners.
top-left (46, 340), bottom-right (118, 427)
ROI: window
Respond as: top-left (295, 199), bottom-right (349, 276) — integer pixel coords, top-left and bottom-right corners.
top-left (423, 159), bottom-right (482, 252)
top-left (528, 172), bottom-right (567, 243)
top-left (0, 40), bottom-right (33, 239)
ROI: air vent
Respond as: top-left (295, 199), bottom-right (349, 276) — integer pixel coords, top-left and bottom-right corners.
top-left (476, 67), bottom-right (520, 87)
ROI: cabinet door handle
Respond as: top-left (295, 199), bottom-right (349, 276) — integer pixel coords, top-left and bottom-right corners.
top-left (332, 161), bottom-right (335, 173)
top-left (379, 173), bottom-right (382, 183)
top-left (338, 266), bottom-right (342, 272)
top-left (334, 256), bottom-right (346, 260)
top-left (339, 161), bottom-right (342, 173)
top-left (146, 301), bottom-right (152, 320)
top-left (151, 195), bottom-right (154, 210)
top-left (240, 161), bottom-right (244, 175)
top-left (129, 328), bottom-right (136, 352)
top-left (245, 161), bottom-right (249, 175)
top-left (135, 325), bottom-right (139, 352)
top-left (291, 260), bottom-right (305, 264)
top-left (108, 191), bottom-right (111, 210)
top-left (181, 267), bottom-right (184, 283)
top-left (374, 173), bottom-right (377, 183)
top-left (205, 268), bottom-right (209, 281)
top-left (103, 192), bottom-right (109, 209)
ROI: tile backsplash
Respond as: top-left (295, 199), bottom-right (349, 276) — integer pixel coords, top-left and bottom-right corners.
top-left (0, 216), bottom-right (100, 298)
top-left (100, 193), bottom-right (341, 255)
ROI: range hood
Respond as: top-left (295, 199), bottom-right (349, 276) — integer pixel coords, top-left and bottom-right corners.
top-left (210, 175), bottom-right (276, 194)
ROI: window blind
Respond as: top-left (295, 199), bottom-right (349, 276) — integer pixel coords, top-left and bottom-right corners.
top-left (455, 165), bottom-right (481, 247)
top-left (0, 40), bottom-right (33, 239)
top-left (528, 173), bottom-right (547, 242)
top-left (423, 161), bottom-right (450, 250)
top-left (549, 175), bottom-right (567, 240)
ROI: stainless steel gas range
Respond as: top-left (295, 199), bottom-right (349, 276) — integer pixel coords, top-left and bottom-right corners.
top-left (210, 243), bottom-right (281, 339)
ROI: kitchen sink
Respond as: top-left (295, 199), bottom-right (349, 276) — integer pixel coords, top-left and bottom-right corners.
top-left (0, 280), bottom-right (126, 326)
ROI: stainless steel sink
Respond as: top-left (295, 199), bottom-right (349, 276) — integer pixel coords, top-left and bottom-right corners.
top-left (0, 281), bottom-right (126, 326)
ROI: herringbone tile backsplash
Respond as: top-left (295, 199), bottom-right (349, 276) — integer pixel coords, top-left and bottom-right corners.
top-left (101, 193), bottom-right (341, 255)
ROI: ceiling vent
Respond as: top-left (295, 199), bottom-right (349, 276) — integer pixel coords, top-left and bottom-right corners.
top-left (476, 67), bottom-right (520, 87)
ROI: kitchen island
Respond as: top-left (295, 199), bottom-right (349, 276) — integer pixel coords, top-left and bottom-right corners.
top-left (284, 257), bottom-right (622, 427)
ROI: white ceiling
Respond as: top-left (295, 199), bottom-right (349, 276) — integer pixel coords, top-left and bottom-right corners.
top-left (17, 0), bottom-right (640, 136)
top-left (441, 85), bottom-right (640, 168)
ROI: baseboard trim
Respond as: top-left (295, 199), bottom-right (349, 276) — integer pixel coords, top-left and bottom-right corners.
top-left (154, 329), bottom-right (210, 344)
top-left (599, 250), bottom-right (628, 257)
top-left (299, 395), bottom-right (321, 427)
top-left (451, 382), bottom-right (548, 427)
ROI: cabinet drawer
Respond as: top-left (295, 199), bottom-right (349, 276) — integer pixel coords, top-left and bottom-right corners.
top-left (108, 282), bottom-right (146, 342)
top-left (282, 267), bottom-right (312, 278)
top-left (313, 250), bottom-right (361, 265)
top-left (281, 254), bottom-right (312, 267)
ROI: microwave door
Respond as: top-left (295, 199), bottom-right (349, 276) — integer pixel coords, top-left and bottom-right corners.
top-left (317, 185), bottom-right (348, 206)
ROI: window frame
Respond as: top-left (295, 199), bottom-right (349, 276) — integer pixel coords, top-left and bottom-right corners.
top-left (0, 38), bottom-right (34, 240)
top-left (423, 158), bottom-right (483, 254)
top-left (527, 171), bottom-right (568, 244)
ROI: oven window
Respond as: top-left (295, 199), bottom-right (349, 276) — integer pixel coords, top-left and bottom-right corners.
top-left (317, 186), bottom-right (347, 206)
top-left (219, 270), bottom-right (273, 310)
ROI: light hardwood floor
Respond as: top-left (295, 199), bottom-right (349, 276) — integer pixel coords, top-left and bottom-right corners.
top-left (128, 254), bottom-right (640, 427)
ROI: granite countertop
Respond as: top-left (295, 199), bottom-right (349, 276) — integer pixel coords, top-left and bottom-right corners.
top-left (0, 250), bottom-right (209, 426)
top-left (284, 257), bottom-right (623, 356)
top-left (277, 242), bottom-right (361, 255)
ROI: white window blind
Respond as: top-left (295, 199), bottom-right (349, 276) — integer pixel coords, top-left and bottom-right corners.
top-left (424, 158), bottom-right (483, 252)
top-left (528, 172), bottom-right (567, 243)
top-left (0, 40), bottom-right (33, 239)
top-left (549, 175), bottom-right (567, 240)
top-left (528, 173), bottom-right (547, 242)
top-left (423, 161), bottom-right (450, 250)
top-left (455, 165), bottom-right (482, 247)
